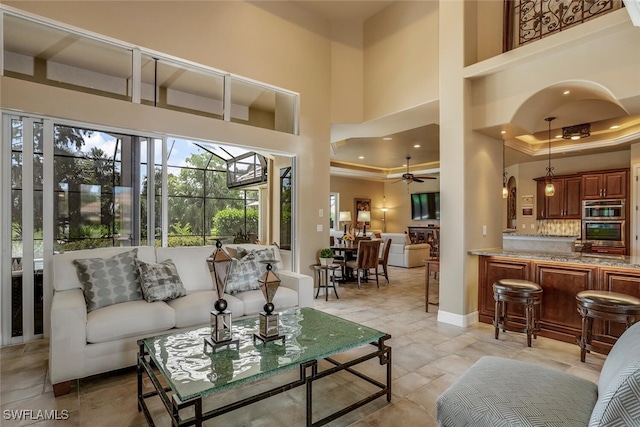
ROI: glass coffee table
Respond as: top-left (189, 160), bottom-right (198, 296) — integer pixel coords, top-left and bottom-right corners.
top-left (137, 307), bottom-right (391, 426)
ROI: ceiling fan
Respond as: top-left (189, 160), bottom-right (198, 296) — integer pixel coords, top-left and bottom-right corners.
top-left (395, 156), bottom-right (436, 184)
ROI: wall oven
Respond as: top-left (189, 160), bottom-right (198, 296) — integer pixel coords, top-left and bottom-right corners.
top-left (582, 200), bottom-right (626, 248)
top-left (582, 199), bottom-right (625, 220)
top-left (582, 221), bottom-right (625, 247)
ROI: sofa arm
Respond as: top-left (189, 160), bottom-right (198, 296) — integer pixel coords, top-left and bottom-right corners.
top-left (278, 270), bottom-right (314, 308)
top-left (404, 243), bottom-right (432, 268)
top-left (405, 243), bottom-right (431, 251)
top-left (49, 288), bottom-right (87, 385)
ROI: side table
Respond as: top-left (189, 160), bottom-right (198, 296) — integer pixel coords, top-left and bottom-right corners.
top-left (314, 264), bottom-right (340, 301)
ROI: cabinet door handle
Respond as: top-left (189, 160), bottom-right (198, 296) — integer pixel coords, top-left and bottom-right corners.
top-left (604, 188), bottom-right (606, 197)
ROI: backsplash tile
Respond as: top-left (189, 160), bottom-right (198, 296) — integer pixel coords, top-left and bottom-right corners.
top-left (536, 219), bottom-right (581, 237)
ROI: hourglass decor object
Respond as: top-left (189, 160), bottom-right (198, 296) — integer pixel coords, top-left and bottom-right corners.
top-left (205, 240), bottom-right (239, 352)
top-left (254, 262), bottom-right (285, 346)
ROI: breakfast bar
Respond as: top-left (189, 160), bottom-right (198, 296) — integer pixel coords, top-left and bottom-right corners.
top-left (470, 247), bottom-right (640, 347)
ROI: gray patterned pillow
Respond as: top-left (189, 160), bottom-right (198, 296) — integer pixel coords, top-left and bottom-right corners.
top-left (135, 258), bottom-right (187, 302)
top-left (73, 249), bottom-right (142, 312)
top-left (225, 249), bottom-right (279, 295)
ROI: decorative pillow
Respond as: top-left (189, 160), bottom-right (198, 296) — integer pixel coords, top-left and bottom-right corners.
top-left (248, 247), bottom-right (279, 267)
top-left (135, 258), bottom-right (187, 302)
top-left (73, 249), bottom-right (142, 312)
top-left (225, 256), bottom-right (263, 295)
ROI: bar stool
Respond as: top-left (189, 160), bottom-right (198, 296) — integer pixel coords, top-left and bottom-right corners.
top-left (575, 290), bottom-right (640, 362)
top-left (493, 279), bottom-right (543, 347)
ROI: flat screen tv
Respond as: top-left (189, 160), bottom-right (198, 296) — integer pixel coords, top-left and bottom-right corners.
top-left (411, 192), bottom-right (440, 220)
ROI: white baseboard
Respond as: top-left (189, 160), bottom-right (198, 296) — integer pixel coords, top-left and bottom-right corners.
top-left (437, 309), bottom-right (479, 327)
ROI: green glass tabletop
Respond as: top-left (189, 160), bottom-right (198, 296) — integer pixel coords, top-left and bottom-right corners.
top-left (142, 307), bottom-right (387, 401)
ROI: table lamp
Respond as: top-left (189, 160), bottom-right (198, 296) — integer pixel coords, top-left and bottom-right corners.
top-left (339, 211), bottom-right (352, 234)
top-left (357, 210), bottom-right (371, 236)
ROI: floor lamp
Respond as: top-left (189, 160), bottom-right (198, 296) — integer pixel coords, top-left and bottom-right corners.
top-left (381, 207), bottom-right (389, 233)
top-left (339, 211), bottom-right (352, 234)
top-left (357, 210), bottom-right (371, 236)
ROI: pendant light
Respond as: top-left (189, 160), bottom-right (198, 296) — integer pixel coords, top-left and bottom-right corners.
top-left (502, 137), bottom-right (509, 199)
top-left (544, 117), bottom-right (556, 197)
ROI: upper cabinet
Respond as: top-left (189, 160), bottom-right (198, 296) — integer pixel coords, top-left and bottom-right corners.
top-left (581, 169), bottom-right (628, 200)
top-left (535, 175), bottom-right (581, 219)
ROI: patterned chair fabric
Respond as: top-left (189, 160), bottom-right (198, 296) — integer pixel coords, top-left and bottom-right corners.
top-left (437, 321), bottom-right (640, 427)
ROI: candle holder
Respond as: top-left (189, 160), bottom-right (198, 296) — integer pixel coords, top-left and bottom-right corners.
top-left (205, 240), bottom-right (239, 352)
top-left (253, 261), bottom-right (285, 346)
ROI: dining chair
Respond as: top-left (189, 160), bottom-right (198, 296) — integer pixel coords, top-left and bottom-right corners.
top-left (346, 239), bottom-right (381, 288)
top-left (377, 238), bottom-right (392, 284)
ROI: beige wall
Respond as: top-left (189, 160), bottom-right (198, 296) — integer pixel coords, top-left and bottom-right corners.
top-left (469, 10), bottom-right (640, 131)
top-left (329, 176), bottom-right (385, 233)
top-left (330, 175), bottom-right (441, 234)
top-left (3, 1), bottom-right (333, 277)
top-left (362, 1), bottom-right (439, 121)
top-left (330, 21), bottom-right (364, 124)
top-left (474, 0), bottom-right (503, 63)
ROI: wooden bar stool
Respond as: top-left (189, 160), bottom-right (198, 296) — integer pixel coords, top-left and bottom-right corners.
top-left (493, 279), bottom-right (543, 347)
top-left (575, 290), bottom-right (640, 362)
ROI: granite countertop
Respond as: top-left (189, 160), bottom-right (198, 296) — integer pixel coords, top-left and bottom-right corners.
top-left (469, 248), bottom-right (640, 268)
top-left (502, 233), bottom-right (578, 239)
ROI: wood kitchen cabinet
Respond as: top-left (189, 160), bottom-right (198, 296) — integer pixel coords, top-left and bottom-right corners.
top-left (477, 257), bottom-right (532, 324)
top-left (532, 261), bottom-right (598, 342)
top-left (476, 255), bottom-right (640, 346)
top-left (581, 169), bottom-right (628, 200)
top-left (535, 175), bottom-right (581, 219)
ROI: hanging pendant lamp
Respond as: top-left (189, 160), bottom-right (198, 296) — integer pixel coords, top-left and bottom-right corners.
top-left (544, 117), bottom-right (556, 197)
top-left (502, 138), bottom-right (509, 199)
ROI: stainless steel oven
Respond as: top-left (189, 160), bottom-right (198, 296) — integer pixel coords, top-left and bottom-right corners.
top-left (582, 199), bottom-right (625, 220)
top-left (582, 220), bottom-right (625, 247)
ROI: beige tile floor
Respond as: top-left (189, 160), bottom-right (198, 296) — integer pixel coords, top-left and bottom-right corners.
top-left (1, 265), bottom-right (605, 426)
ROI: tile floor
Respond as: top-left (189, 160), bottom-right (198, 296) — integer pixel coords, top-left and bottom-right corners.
top-left (1, 265), bottom-right (605, 426)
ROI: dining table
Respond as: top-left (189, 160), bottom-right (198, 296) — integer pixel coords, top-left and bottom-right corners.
top-left (330, 244), bottom-right (358, 282)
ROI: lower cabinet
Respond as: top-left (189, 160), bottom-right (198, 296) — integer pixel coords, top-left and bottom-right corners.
top-left (478, 256), bottom-right (640, 346)
top-left (533, 262), bottom-right (597, 343)
top-left (478, 257), bottom-right (531, 325)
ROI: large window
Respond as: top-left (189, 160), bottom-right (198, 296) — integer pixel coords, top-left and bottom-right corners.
top-left (3, 117), bottom-right (267, 344)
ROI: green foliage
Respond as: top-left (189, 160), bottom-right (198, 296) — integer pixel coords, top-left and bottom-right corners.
top-left (56, 239), bottom-right (113, 252)
top-left (167, 236), bottom-right (204, 247)
top-left (320, 248), bottom-right (334, 258)
top-left (212, 209), bottom-right (258, 237)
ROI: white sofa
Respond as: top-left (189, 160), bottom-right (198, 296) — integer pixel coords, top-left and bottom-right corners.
top-left (381, 233), bottom-right (431, 268)
top-left (49, 244), bottom-right (313, 396)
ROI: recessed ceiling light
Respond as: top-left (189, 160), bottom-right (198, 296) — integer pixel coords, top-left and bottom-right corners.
top-left (358, 156), bottom-right (364, 159)
top-left (563, 90), bottom-right (570, 95)
top-left (555, 134), bottom-right (562, 139)
top-left (571, 135), bottom-right (580, 140)
top-left (383, 137), bottom-right (392, 141)
top-left (501, 130), bottom-right (506, 135)
top-left (413, 144), bottom-right (421, 148)
top-left (610, 125), bottom-right (620, 129)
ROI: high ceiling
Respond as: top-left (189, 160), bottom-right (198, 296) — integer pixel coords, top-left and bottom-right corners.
top-left (308, 2), bottom-right (640, 179)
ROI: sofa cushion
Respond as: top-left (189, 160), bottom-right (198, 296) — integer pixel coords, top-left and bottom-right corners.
top-left (86, 299), bottom-right (175, 343)
top-left (235, 287), bottom-right (299, 315)
top-left (436, 356), bottom-right (597, 427)
top-left (73, 248), bottom-right (143, 312)
top-left (135, 258), bottom-right (187, 302)
top-left (166, 290), bottom-right (244, 328)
